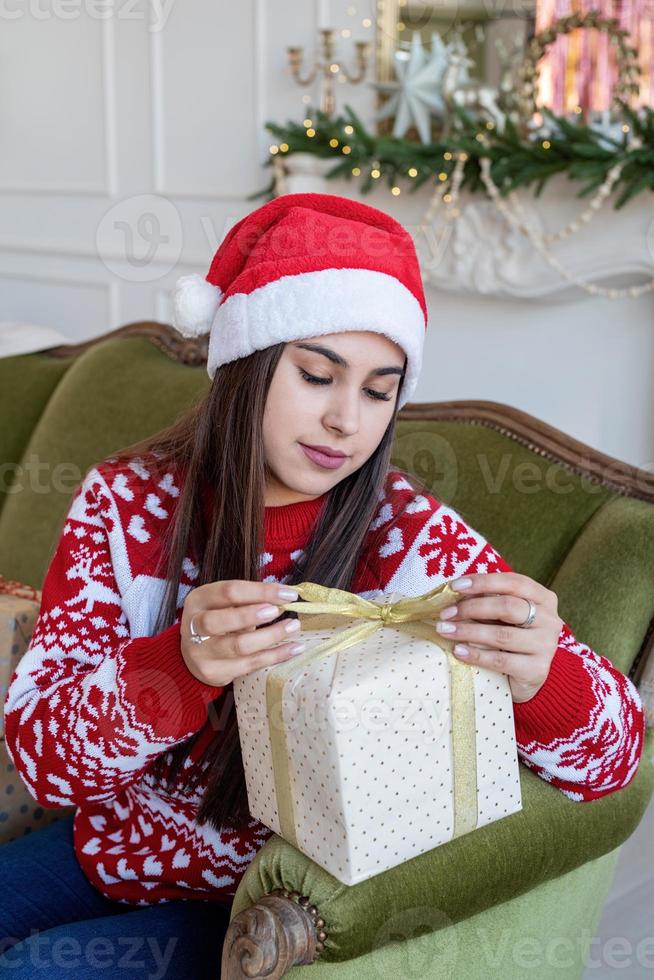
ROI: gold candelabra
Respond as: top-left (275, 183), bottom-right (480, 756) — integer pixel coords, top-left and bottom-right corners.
top-left (287, 28), bottom-right (370, 117)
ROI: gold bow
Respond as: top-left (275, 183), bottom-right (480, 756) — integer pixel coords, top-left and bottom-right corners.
top-left (261, 580), bottom-right (479, 859)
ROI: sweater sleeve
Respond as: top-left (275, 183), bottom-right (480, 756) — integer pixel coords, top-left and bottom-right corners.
top-left (510, 616), bottom-right (646, 801)
top-left (363, 475), bottom-right (646, 803)
top-left (468, 534), bottom-right (645, 802)
top-left (3, 468), bottom-right (223, 809)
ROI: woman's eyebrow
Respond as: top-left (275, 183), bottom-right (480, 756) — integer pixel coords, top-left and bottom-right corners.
top-left (293, 342), bottom-right (404, 377)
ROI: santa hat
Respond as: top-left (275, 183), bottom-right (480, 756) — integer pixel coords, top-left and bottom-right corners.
top-left (171, 192), bottom-right (427, 407)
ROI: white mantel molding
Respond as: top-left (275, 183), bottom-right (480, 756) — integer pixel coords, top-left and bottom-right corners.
top-left (277, 154), bottom-right (654, 302)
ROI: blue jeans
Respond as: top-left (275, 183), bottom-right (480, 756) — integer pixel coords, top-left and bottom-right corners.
top-left (0, 815), bottom-right (231, 978)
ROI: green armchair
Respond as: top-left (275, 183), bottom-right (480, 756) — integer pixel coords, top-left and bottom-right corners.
top-left (1, 323), bottom-right (652, 980)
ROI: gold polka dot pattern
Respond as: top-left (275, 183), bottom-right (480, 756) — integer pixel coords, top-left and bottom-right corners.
top-left (234, 599), bottom-right (522, 886)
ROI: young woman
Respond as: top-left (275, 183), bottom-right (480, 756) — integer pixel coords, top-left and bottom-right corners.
top-left (1, 193), bottom-right (645, 977)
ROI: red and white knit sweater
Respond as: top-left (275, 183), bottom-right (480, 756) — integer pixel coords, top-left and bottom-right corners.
top-left (3, 455), bottom-right (645, 907)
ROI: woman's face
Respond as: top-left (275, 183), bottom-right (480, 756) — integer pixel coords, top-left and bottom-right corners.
top-left (262, 330), bottom-right (406, 505)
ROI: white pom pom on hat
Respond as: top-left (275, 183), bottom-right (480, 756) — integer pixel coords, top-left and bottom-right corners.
top-left (171, 273), bottom-right (223, 338)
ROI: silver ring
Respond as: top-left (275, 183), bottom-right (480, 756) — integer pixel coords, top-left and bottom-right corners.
top-left (189, 614), bottom-right (212, 645)
top-left (518, 598), bottom-right (537, 628)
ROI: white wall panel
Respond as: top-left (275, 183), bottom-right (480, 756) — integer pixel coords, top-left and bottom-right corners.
top-left (0, 13), bottom-right (113, 193)
top-left (0, 0), bottom-right (651, 466)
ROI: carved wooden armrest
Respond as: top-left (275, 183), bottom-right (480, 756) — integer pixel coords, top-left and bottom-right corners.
top-left (221, 889), bottom-right (327, 979)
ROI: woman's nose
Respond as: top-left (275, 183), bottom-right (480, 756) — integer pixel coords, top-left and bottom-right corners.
top-left (323, 391), bottom-right (359, 435)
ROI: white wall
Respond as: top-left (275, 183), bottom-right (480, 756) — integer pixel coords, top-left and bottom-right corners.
top-left (0, 0), bottom-right (375, 336)
top-left (0, 0), bottom-right (652, 472)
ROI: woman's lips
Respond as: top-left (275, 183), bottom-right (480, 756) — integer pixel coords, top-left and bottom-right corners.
top-left (299, 443), bottom-right (348, 470)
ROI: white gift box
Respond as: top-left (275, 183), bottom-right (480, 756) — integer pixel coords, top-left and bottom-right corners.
top-left (233, 584), bottom-right (522, 886)
top-left (0, 577), bottom-right (42, 739)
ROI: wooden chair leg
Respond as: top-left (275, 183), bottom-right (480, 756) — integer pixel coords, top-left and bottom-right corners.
top-left (221, 891), bottom-right (327, 979)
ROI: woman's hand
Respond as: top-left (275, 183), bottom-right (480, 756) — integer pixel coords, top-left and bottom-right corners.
top-left (180, 580), bottom-right (305, 687)
top-left (435, 572), bottom-right (564, 703)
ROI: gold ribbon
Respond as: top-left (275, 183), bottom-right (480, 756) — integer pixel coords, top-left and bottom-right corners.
top-left (265, 580), bottom-right (479, 855)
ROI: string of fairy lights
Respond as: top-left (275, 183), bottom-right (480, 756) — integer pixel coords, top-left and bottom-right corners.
top-left (264, 9), bottom-right (654, 299)
top-left (268, 5), bottom-right (647, 204)
top-left (270, 116), bottom-right (413, 198)
top-left (268, 113), bottom-right (654, 299)
top-left (267, 110), bottom-right (641, 199)
top-left (271, 1), bottom-right (409, 197)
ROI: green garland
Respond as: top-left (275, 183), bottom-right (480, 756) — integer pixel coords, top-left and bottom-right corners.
top-left (250, 102), bottom-right (654, 209)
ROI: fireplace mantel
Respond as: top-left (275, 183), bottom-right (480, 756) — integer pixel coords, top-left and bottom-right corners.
top-left (278, 154), bottom-right (654, 302)
top-left (274, 153), bottom-right (654, 469)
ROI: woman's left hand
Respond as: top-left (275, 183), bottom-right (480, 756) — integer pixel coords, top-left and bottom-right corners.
top-left (435, 572), bottom-right (564, 703)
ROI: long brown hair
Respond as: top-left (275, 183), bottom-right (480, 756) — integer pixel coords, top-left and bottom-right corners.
top-left (108, 341), bottom-right (429, 832)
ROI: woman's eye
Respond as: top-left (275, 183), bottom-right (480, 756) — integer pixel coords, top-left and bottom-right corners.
top-left (299, 369), bottom-right (329, 386)
top-left (298, 368), bottom-right (391, 402)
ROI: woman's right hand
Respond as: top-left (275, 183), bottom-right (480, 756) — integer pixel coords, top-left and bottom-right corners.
top-left (180, 580), bottom-right (305, 687)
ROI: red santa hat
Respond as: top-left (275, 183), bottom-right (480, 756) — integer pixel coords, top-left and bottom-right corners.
top-left (171, 192), bottom-right (427, 407)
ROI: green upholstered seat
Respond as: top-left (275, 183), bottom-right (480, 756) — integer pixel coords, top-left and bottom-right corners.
top-left (0, 337), bottom-right (210, 585)
top-left (1, 327), bottom-right (652, 979)
top-left (230, 730), bottom-right (654, 963)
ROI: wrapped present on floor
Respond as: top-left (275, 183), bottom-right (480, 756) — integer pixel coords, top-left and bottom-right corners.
top-left (233, 581), bottom-right (523, 887)
top-left (0, 575), bottom-right (75, 844)
top-left (0, 575), bottom-right (42, 738)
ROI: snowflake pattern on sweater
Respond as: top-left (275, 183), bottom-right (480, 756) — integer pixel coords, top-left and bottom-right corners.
top-left (3, 456), bottom-right (645, 906)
